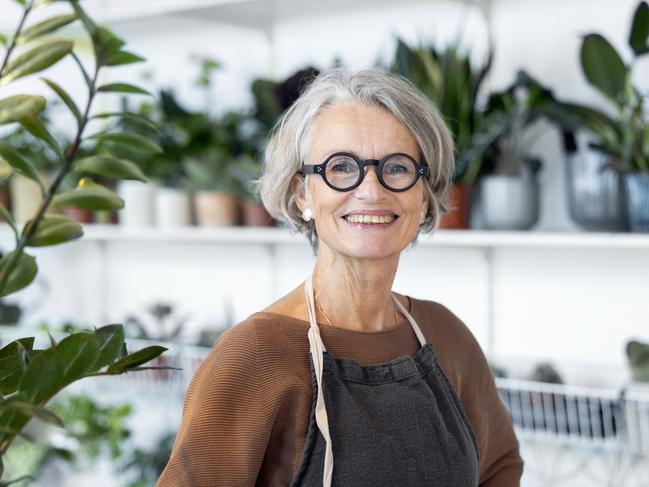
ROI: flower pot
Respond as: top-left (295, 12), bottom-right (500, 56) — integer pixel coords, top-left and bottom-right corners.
top-left (155, 186), bottom-right (192, 227)
top-left (193, 191), bottom-right (238, 226)
top-left (61, 207), bottom-right (93, 223)
top-left (480, 173), bottom-right (539, 230)
top-left (439, 184), bottom-right (472, 229)
top-left (566, 150), bottom-right (626, 231)
top-left (9, 173), bottom-right (48, 224)
top-left (116, 180), bottom-right (156, 227)
top-left (241, 199), bottom-right (275, 226)
top-left (622, 172), bottom-right (649, 232)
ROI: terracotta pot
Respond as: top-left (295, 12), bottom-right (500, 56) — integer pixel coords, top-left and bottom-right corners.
top-left (241, 199), bottom-right (275, 226)
top-left (60, 207), bottom-right (93, 223)
top-left (194, 191), bottom-right (239, 226)
top-left (439, 184), bottom-right (472, 229)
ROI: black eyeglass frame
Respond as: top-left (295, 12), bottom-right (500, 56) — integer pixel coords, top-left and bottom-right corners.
top-left (298, 151), bottom-right (429, 193)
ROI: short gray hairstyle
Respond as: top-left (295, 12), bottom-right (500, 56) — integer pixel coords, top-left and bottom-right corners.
top-left (253, 67), bottom-right (455, 254)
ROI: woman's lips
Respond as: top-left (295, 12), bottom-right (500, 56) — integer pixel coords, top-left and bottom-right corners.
top-left (341, 216), bottom-right (399, 229)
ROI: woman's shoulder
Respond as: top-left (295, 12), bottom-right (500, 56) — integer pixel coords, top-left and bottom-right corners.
top-left (410, 297), bottom-right (478, 344)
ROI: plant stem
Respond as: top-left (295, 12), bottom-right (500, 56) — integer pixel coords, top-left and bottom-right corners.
top-left (0, 2), bottom-right (32, 78)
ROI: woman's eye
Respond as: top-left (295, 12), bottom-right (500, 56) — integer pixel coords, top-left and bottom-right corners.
top-left (331, 161), bottom-right (355, 172)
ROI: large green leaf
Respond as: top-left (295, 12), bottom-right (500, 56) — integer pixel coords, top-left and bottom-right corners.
top-left (0, 40), bottom-right (74, 85)
top-left (96, 83), bottom-right (151, 96)
top-left (104, 50), bottom-right (145, 67)
top-left (55, 333), bottom-right (100, 385)
top-left (73, 155), bottom-right (147, 182)
top-left (52, 179), bottom-right (124, 211)
top-left (16, 14), bottom-right (77, 44)
top-left (88, 132), bottom-right (162, 155)
top-left (629, 1), bottom-right (649, 56)
top-left (0, 250), bottom-right (38, 298)
top-left (41, 77), bottom-right (82, 125)
top-left (23, 213), bottom-right (84, 247)
top-left (0, 95), bottom-right (46, 125)
top-left (18, 348), bottom-right (65, 403)
top-left (580, 34), bottom-right (627, 103)
top-left (0, 143), bottom-right (42, 185)
top-left (94, 324), bottom-right (125, 370)
top-left (0, 338), bottom-right (35, 395)
top-left (106, 346), bottom-right (167, 374)
top-left (19, 114), bottom-right (63, 159)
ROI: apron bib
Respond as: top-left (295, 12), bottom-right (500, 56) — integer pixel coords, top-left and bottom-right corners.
top-left (288, 273), bottom-right (480, 487)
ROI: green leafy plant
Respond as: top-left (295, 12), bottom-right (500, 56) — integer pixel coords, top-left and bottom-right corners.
top-left (0, 1), bottom-right (170, 483)
top-left (542, 1), bottom-right (649, 173)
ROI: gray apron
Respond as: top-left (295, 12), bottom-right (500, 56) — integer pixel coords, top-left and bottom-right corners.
top-left (288, 273), bottom-right (480, 487)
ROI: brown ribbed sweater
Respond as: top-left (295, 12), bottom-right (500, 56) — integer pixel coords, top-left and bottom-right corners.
top-left (156, 297), bottom-right (523, 486)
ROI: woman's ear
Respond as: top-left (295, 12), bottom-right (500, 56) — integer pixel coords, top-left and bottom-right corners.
top-left (291, 174), bottom-right (306, 212)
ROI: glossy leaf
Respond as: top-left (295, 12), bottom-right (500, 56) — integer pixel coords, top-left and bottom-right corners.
top-left (16, 14), bottom-right (77, 44)
top-left (52, 179), bottom-right (124, 211)
top-left (630, 1), bottom-right (649, 55)
top-left (23, 213), bottom-right (84, 247)
top-left (41, 77), bottom-right (82, 125)
top-left (0, 339), bottom-right (35, 395)
top-left (104, 50), bottom-right (145, 67)
top-left (96, 83), bottom-right (151, 96)
top-left (0, 40), bottom-right (74, 85)
top-left (56, 333), bottom-right (100, 384)
top-left (70, 0), bottom-right (97, 35)
top-left (73, 155), bottom-right (146, 182)
top-left (3, 401), bottom-right (63, 427)
top-left (0, 250), bottom-right (37, 298)
top-left (106, 346), bottom-right (167, 374)
top-left (94, 324), bottom-right (125, 369)
top-left (0, 144), bottom-right (42, 188)
top-left (91, 111), bottom-right (159, 131)
top-left (19, 114), bottom-right (63, 159)
top-left (88, 132), bottom-right (161, 155)
top-left (580, 34), bottom-right (627, 103)
top-left (0, 95), bottom-right (46, 125)
top-left (18, 348), bottom-right (65, 403)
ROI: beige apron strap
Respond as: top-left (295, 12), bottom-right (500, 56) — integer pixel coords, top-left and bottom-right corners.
top-left (391, 293), bottom-right (427, 347)
top-left (304, 273), bottom-right (334, 487)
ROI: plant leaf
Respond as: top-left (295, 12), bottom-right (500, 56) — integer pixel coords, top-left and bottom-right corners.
top-left (0, 95), bottom-right (46, 125)
top-left (0, 160), bottom-right (13, 184)
top-left (88, 132), bottom-right (161, 155)
top-left (0, 40), bottom-right (74, 85)
top-left (0, 143), bottom-right (42, 185)
top-left (51, 179), bottom-right (124, 211)
top-left (104, 50), bottom-right (145, 67)
top-left (91, 111), bottom-right (159, 131)
top-left (0, 250), bottom-right (38, 297)
top-left (23, 213), bottom-right (84, 247)
top-left (5, 402), bottom-right (63, 427)
top-left (18, 348), bottom-right (65, 404)
top-left (16, 14), bottom-right (77, 44)
top-left (580, 34), bottom-right (627, 103)
top-left (0, 339), bottom-right (35, 395)
top-left (630, 1), bottom-right (649, 56)
top-left (73, 155), bottom-right (147, 182)
top-left (41, 77), bottom-right (82, 126)
top-left (19, 114), bottom-right (63, 159)
top-left (93, 27), bottom-right (125, 66)
top-left (94, 324), bottom-right (125, 370)
top-left (96, 83), bottom-right (151, 96)
top-left (106, 346), bottom-right (167, 374)
top-left (55, 333), bottom-right (99, 385)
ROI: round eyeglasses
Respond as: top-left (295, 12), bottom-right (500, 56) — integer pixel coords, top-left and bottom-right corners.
top-left (298, 152), bottom-right (429, 192)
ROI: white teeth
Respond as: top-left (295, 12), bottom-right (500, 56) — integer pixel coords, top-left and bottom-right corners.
top-left (344, 214), bottom-right (396, 224)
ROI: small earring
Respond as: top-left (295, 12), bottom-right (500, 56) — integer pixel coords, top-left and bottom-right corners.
top-left (419, 211), bottom-right (426, 224)
top-left (302, 208), bottom-right (313, 222)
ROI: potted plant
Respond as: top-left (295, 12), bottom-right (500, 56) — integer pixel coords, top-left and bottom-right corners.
top-left (0, 3), bottom-right (169, 483)
top-left (389, 38), bottom-right (501, 229)
top-left (231, 153), bottom-right (275, 226)
top-left (543, 1), bottom-right (649, 232)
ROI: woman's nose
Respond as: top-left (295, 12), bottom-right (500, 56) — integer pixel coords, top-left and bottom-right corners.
top-left (355, 166), bottom-right (386, 197)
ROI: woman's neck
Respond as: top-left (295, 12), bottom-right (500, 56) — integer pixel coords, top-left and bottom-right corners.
top-left (311, 250), bottom-right (400, 333)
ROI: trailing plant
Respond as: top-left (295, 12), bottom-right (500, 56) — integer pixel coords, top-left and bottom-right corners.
top-left (0, 1), bottom-right (170, 484)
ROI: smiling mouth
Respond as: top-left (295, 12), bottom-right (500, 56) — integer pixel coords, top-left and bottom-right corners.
top-left (342, 214), bottom-right (399, 224)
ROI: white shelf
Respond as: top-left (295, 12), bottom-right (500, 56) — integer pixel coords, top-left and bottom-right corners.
top-left (3, 223), bottom-right (648, 249)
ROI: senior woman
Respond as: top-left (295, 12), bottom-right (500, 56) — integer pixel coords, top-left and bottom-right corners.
top-left (157, 67), bottom-right (523, 486)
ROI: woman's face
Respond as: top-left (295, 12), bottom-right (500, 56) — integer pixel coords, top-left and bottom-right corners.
top-left (293, 101), bottom-right (429, 260)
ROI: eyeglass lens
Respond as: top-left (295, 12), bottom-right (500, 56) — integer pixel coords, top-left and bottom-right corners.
top-left (324, 154), bottom-right (418, 190)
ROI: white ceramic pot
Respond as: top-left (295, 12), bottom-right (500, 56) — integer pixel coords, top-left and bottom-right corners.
top-left (116, 180), bottom-right (156, 227)
top-left (480, 172), bottom-right (539, 230)
top-left (154, 186), bottom-right (192, 227)
top-left (10, 172), bottom-right (50, 224)
top-left (194, 191), bottom-right (239, 226)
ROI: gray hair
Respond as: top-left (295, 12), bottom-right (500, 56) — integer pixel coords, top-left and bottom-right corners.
top-left (253, 67), bottom-right (455, 254)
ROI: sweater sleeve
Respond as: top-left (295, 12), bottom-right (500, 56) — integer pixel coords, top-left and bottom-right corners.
top-left (156, 322), bottom-right (273, 487)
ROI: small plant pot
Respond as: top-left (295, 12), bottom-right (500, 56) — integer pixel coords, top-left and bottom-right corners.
top-left (480, 174), bottom-right (539, 230)
top-left (155, 186), bottom-right (193, 227)
top-left (622, 172), bottom-right (649, 232)
top-left (61, 207), bottom-right (94, 223)
top-left (241, 199), bottom-right (274, 226)
top-left (116, 180), bottom-right (156, 227)
top-left (9, 173), bottom-right (49, 224)
top-left (439, 184), bottom-right (472, 229)
top-left (194, 191), bottom-right (239, 226)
